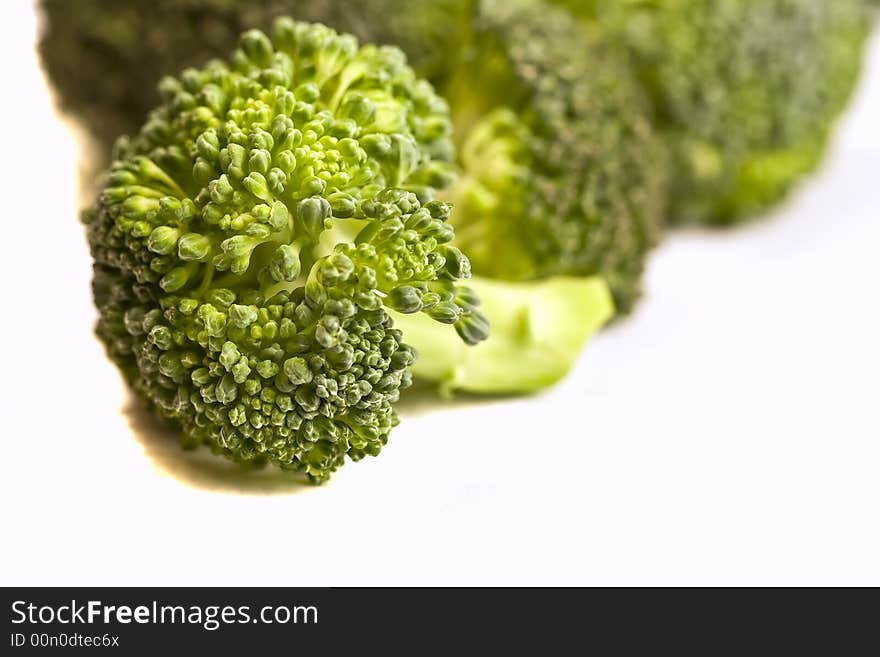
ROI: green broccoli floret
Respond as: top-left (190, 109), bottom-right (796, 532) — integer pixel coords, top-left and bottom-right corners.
top-left (85, 19), bottom-right (487, 482)
top-left (367, 0), bottom-right (665, 393)
top-left (553, 0), bottom-right (871, 225)
top-left (436, 0), bottom-right (666, 314)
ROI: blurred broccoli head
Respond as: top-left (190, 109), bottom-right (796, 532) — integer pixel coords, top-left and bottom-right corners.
top-left (555, 0), bottom-right (871, 225)
top-left (85, 20), bottom-right (486, 482)
top-left (40, 0), bottom-right (279, 148)
top-left (438, 0), bottom-right (667, 312)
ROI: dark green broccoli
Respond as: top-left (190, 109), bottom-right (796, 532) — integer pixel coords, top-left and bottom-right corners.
top-left (86, 19), bottom-right (487, 481)
top-left (40, 0), bottom-right (279, 150)
top-left (553, 0), bottom-right (871, 225)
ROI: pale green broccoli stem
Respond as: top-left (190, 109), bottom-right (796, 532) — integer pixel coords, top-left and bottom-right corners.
top-left (392, 275), bottom-right (614, 395)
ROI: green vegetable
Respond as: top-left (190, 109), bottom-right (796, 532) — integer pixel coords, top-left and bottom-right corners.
top-left (436, 0), bottom-right (666, 314)
top-left (553, 0), bottom-right (871, 225)
top-left (85, 20), bottom-right (487, 482)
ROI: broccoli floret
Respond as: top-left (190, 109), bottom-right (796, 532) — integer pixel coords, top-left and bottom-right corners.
top-left (554, 0), bottom-right (871, 225)
top-left (85, 20), bottom-right (487, 482)
top-left (436, 0), bottom-right (666, 314)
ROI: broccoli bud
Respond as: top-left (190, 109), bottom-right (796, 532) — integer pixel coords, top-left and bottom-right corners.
top-left (85, 19), bottom-right (487, 482)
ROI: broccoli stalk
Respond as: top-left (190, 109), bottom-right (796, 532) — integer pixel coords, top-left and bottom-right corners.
top-left (86, 20), bottom-right (487, 481)
top-left (370, 0), bottom-right (660, 394)
top-left (392, 276), bottom-right (613, 395)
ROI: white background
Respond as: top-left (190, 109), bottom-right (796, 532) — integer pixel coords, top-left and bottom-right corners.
top-left (0, 3), bottom-right (878, 586)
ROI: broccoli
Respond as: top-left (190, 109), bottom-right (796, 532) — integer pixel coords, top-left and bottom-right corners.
top-left (434, 0), bottom-right (666, 315)
top-left (553, 0), bottom-right (871, 225)
top-left (85, 19), bottom-right (488, 481)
